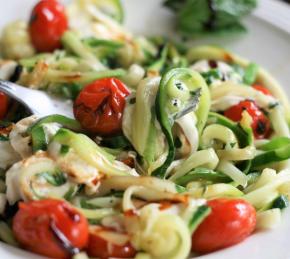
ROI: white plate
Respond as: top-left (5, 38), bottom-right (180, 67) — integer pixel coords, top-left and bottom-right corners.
top-left (1, 0), bottom-right (290, 258)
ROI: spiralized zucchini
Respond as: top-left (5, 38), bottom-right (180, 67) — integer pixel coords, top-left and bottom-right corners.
top-left (125, 204), bottom-right (191, 259)
top-left (169, 148), bottom-right (219, 180)
top-left (0, 20), bottom-right (35, 59)
top-left (201, 124), bottom-right (239, 150)
top-left (5, 152), bottom-right (77, 204)
top-left (187, 45), bottom-right (290, 123)
top-left (1, 3), bottom-right (290, 256)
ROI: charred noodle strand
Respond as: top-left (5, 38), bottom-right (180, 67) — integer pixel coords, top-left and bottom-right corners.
top-left (44, 68), bottom-right (126, 84)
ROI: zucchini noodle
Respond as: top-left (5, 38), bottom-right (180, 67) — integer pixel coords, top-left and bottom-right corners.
top-left (77, 207), bottom-right (116, 220)
top-left (122, 64), bottom-right (146, 88)
top-left (175, 112), bottom-right (199, 155)
top-left (217, 160), bottom-right (248, 187)
top-left (244, 169), bottom-right (290, 209)
top-left (0, 20), bottom-right (35, 59)
top-left (187, 45), bottom-right (290, 122)
top-left (122, 185), bottom-right (187, 211)
top-left (216, 146), bottom-right (256, 161)
top-left (169, 149), bottom-right (219, 181)
top-left (269, 105), bottom-right (290, 137)
top-left (125, 204), bottom-right (191, 259)
top-left (201, 124), bottom-right (239, 150)
top-left (211, 96), bottom-right (245, 111)
top-left (188, 183), bottom-right (243, 199)
top-left (123, 185), bottom-right (144, 211)
top-left (131, 77), bottom-right (161, 155)
top-left (210, 82), bottom-right (276, 110)
top-left (256, 209), bottom-right (282, 230)
top-left (97, 176), bottom-right (178, 196)
top-left (85, 196), bottom-right (121, 208)
top-left (5, 152), bottom-right (77, 204)
top-left (1, 2), bottom-right (290, 257)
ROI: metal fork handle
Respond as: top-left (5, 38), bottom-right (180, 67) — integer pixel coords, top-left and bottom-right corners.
top-left (0, 80), bottom-right (36, 115)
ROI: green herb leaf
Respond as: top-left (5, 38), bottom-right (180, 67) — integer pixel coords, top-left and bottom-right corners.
top-left (38, 171), bottom-right (67, 186)
top-left (164, 0), bottom-right (257, 36)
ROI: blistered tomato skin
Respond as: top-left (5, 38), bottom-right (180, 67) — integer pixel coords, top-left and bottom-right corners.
top-left (224, 100), bottom-right (271, 139)
top-left (29, 0), bottom-right (68, 52)
top-left (191, 198), bottom-right (256, 254)
top-left (74, 78), bottom-right (130, 136)
top-left (87, 227), bottom-right (137, 259)
top-left (0, 92), bottom-right (9, 119)
top-left (12, 199), bottom-right (89, 259)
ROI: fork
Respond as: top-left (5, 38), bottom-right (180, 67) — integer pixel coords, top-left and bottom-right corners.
top-left (0, 80), bottom-right (73, 118)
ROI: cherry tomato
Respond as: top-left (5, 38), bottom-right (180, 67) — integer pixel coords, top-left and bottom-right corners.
top-left (74, 78), bottom-right (130, 136)
top-left (13, 199), bottom-right (89, 259)
top-left (192, 198), bottom-right (256, 254)
top-left (224, 100), bottom-right (271, 139)
top-left (252, 84), bottom-right (272, 96)
top-left (29, 0), bottom-right (68, 52)
top-left (0, 92), bottom-right (9, 120)
top-left (87, 226), bottom-right (136, 259)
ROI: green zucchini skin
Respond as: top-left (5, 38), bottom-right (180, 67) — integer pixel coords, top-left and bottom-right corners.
top-left (152, 68), bottom-right (209, 178)
top-left (175, 167), bottom-right (231, 186)
top-left (207, 112), bottom-right (253, 173)
top-left (188, 205), bottom-right (211, 233)
top-left (271, 195), bottom-right (289, 210)
top-left (28, 115), bottom-right (82, 153)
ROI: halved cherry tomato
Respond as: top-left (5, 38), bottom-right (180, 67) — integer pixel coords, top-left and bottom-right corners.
top-left (0, 92), bottom-right (8, 120)
top-left (29, 0), bottom-right (68, 52)
top-left (224, 100), bottom-right (271, 139)
top-left (192, 198), bottom-right (256, 254)
top-left (252, 84), bottom-right (272, 96)
top-left (87, 226), bottom-right (136, 259)
top-left (74, 78), bottom-right (130, 136)
top-left (13, 199), bottom-right (89, 259)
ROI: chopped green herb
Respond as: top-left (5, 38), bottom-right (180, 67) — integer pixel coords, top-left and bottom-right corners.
top-left (268, 102), bottom-right (279, 109)
top-left (201, 69), bottom-right (222, 85)
top-left (60, 145), bottom-right (70, 155)
top-left (230, 142), bottom-right (237, 148)
top-left (38, 171), bottom-right (67, 186)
